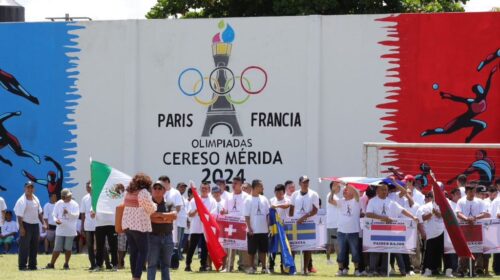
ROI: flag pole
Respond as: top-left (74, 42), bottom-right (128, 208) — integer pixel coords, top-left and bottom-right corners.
top-left (387, 252), bottom-right (391, 277)
top-left (469, 258), bottom-right (472, 277)
top-left (300, 250), bottom-right (304, 274)
top-left (227, 249), bottom-right (232, 271)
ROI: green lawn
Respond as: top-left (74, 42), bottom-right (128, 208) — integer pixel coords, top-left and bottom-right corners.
top-left (0, 253), bottom-right (496, 279)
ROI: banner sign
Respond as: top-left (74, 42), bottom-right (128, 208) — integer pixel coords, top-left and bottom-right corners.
top-left (444, 221), bottom-right (483, 254)
top-left (217, 215), bottom-right (247, 250)
top-left (482, 219), bottom-right (500, 254)
top-left (284, 219), bottom-right (318, 251)
top-left (361, 218), bottom-right (417, 254)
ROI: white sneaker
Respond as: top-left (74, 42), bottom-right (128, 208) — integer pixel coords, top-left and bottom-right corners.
top-left (409, 271), bottom-right (416, 276)
top-left (247, 267), bottom-right (256, 274)
top-left (261, 268), bottom-right (271, 274)
top-left (220, 268), bottom-right (228, 273)
top-left (423, 268), bottom-right (432, 277)
top-left (336, 270), bottom-right (344, 276)
top-left (445, 268), bottom-right (455, 278)
top-left (354, 270), bottom-right (362, 276)
top-left (342, 268), bottom-right (349, 275)
top-left (327, 259), bottom-right (334, 265)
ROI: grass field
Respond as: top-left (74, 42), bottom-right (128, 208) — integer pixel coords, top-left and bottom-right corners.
top-left (0, 253), bottom-right (497, 279)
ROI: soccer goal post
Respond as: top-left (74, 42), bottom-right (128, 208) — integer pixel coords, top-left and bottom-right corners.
top-left (362, 142), bottom-right (500, 185)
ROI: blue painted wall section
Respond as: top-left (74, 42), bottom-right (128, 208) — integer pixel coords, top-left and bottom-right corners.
top-left (0, 22), bottom-right (83, 208)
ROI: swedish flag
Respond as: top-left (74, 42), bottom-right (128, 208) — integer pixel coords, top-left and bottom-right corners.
top-left (269, 208), bottom-right (296, 274)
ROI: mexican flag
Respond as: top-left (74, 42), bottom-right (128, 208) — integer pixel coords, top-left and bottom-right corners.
top-left (90, 160), bottom-right (131, 214)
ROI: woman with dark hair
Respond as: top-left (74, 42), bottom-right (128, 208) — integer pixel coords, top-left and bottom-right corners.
top-left (122, 173), bottom-right (157, 280)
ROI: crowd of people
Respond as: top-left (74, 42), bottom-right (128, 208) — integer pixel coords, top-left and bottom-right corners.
top-left (0, 173), bottom-right (499, 279)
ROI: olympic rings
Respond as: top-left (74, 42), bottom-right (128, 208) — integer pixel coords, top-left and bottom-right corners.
top-left (194, 77), bottom-right (220, 106)
top-left (209, 66), bottom-right (235, 95)
top-left (240, 66), bottom-right (267, 95)
top-left (178, 68), bottom-right (204, 96)
top-left (226, 76), bottom-right (251, 105)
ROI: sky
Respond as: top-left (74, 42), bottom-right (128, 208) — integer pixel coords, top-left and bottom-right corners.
top-left (13, 0), bottom-right (500, 22)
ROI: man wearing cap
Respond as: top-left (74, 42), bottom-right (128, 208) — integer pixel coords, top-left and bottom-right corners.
top-left (148, 181), bottom-right (177, 280)
top-left (45, 188), bottom-right (79, 269)
top-left (365, 182), bottom-right (419, 276)
top-left (159, 176), bottom-right (183, 260)
top-left (289, 175), bottom-right (319, 275)
top-left (223, 176), bottom-right (250, 272)
top-left (216, 178), bottom-right (232, 202)
top-left (14, 181), bottom-right (46, 270)
top-left (456, 185), bottom-right (490, 276)
top-left (405, 175), bottom-right (425, 206)
top-left (80, 181), bottom-right (97, 270)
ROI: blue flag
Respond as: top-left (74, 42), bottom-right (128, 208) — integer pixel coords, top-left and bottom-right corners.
top-left (269, 208), bottom-right (296, 274)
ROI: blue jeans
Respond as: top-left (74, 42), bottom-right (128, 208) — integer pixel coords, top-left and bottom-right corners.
top-left (337, 232), bottom-right (360, 264)
top-left (126, 230), bottom-right (150, 278)
top-left (176, 227), bottom-right (185, 260)
top-left (147, 233), bottom-right (174, 280)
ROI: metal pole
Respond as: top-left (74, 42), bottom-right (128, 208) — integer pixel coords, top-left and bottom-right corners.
top-left (227, 249), bottom-right (232, 271)
top-left (300, 250), bottom-right (304, 274)
top-left (469, 258), bottom-right (472, 277)
top-left (387, 252), bottom-right (391, 277)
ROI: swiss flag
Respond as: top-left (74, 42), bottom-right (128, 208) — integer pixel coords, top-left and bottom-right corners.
top-left (219, 220), bottom-right (247, 240)
top-left (191, 185), bottom-right (227, 271)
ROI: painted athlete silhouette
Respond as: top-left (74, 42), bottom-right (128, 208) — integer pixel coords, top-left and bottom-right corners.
top-left (23, 155), bottom-right (64, 199)
top-left (0, 111), bottom-right (41, 165)
top-left (421, 65), bottom-right (497, 142)
top-left (447, 149), bottom-right (496, 186)
top-left (477, 48), bottom-right (500, 72)
top-left (0, 68), bottom-right (39, 105)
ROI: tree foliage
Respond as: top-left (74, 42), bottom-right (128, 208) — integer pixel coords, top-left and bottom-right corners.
top-left (146, 0), bottom-right (470, 19)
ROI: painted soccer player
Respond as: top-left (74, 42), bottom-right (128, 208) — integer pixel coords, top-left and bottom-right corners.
top-left (23, 156), bottom-right (64, 200)
top-left (0, 111), bottom-right (40, 165)
top-left (447, 149), bottom-right (496, 187)
top-left (421, 65), bottom-right (497, 143)
top-left (477, 48), bottom-right (499, 72)
top-left (0, 68), bottom-right (39, 104)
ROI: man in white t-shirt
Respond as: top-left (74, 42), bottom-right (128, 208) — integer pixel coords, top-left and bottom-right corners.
top-left (326, 180), bottom-right (341, 265)
top-left (269, 183), bottom-right (290, 273)
top-left (365, 182), bottom-right (418, 276)
top-left (80, 181), bottom-right (97, 270)
top-left (159, 175), bottom-right (183, 262)
top-left (405, 175), bottom-right (425, 206)
top-left (14, 181), bottom-right (46, 270)
top-left (284, 180), bottom-right (295, 202)
top-left (175, 182), bottom-right (188, 260)
top-left (45, 188), bottom-right (79, 270)
top-left (417, 192), bottom-right (445, 277)
top-left (456, 185), bottom-right (490, 276)
top-left (0, 210), bottom-right (17, 253)
top-left (330, 184), bottom-right (362, 276)
top-left (185, 182), bottom-right (217, 272)
top-left (223, 176), bottom-right (249, 272)
top-left (216, 178), bottom-right (232, 202)
top-left (0, 195), bottom-right (6, 226)
top-left (289, 175), bottom-right (319, 275)
top-left (212, 186), bottom-right (226, 215)
top-left (244, 179), bottom-right (270, 274)
top-left (43, 193), bottom-right (58, 254)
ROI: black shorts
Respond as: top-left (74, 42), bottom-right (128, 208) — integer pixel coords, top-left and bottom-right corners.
top-left (247, 233), bottom-right (268, 255)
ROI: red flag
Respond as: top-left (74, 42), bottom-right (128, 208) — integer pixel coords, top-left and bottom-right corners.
top-left (191, 186), bottom-right (227, 270)
top-left (428, 175), bottom-right (474, 259)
